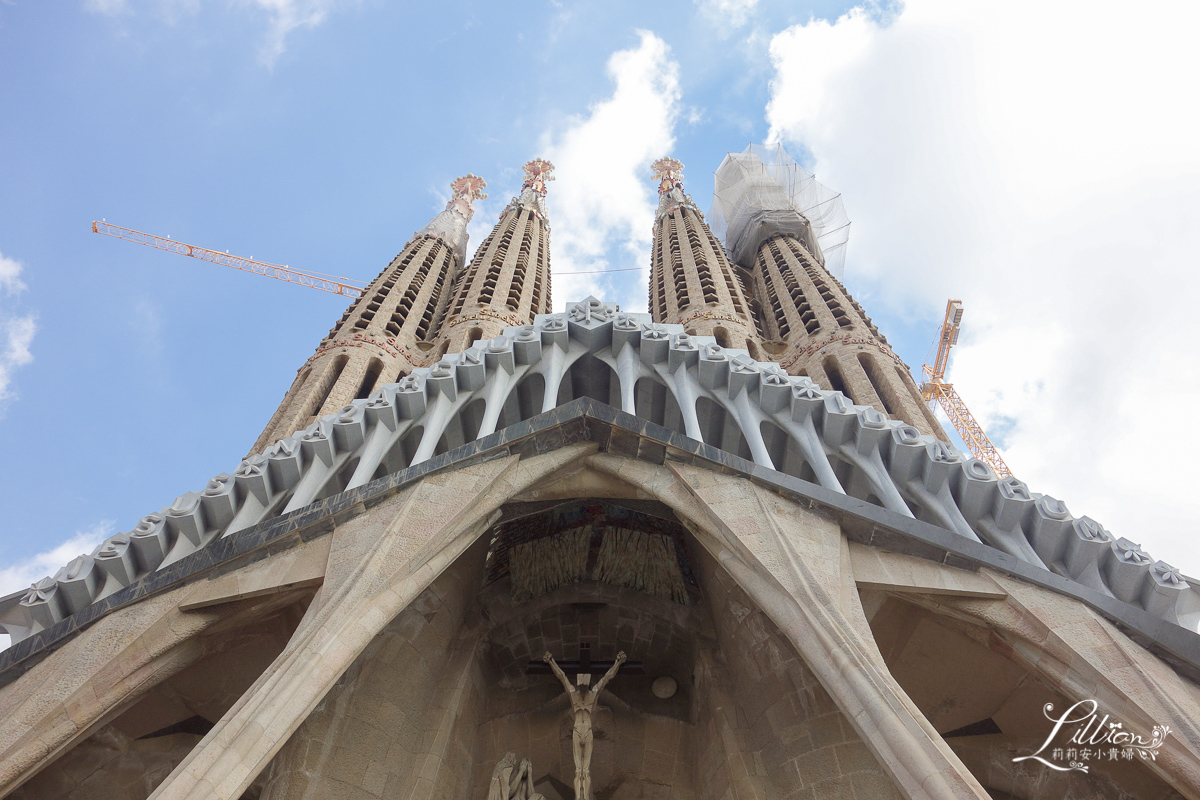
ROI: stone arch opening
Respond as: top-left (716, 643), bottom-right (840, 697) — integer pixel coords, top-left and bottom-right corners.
top-left (695, 396), bottom-right (751, 461)
top-left (862, 591), bottom-right (1185, 800)
top-left (496, 373), bottom-right (547, 432)
top-left (556, 353), bottom-right (621, 408)
top-left (632, 376), bottom-right (685, 435)
top-left (308, 354), bottom-right (349, 421)
top-left (9, 591), bottom-right (314, 800)
top-left (822, 355), bottom-right (852, 401)
top-left (374, 424), bottom-right (425, 478)
top-left (857, 352), bottom-right (898, 417)
top-left (436, 397), bottom-right (487, 456)
top-left (760, 418), bottom-right (818, 484)
top-left (355, 358), bottom-right (384, 400)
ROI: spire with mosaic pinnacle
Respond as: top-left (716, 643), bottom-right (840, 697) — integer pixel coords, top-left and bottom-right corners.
top-left (648, 157), bottom-right (759, 354)
top-left (437, 158), bottom-right (555, 354)
top-left (250, 174), bottom-right (488, 455)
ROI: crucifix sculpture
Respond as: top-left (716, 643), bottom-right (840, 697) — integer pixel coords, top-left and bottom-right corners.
top-left (529, 644), bottom-right (640, 800)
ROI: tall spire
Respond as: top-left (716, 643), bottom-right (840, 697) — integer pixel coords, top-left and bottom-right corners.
top-left (415, 173), bottom-right (487, 267)
top-left (711, 144), bottom-right (944, 437)
top-left (438, 158), bottom-right (555, 354)
top-left (647, 156), bottom-right (760, 353)
top-left (249, 174), bottom-right (487, 455)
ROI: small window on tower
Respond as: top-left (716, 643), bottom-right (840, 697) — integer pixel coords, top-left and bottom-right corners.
top-left (823, 356), bottom-right (852, 401)
top-left (355, 359), bottom-right (383, 400)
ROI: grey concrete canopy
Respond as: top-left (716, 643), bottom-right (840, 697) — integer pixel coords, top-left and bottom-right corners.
top-left (2, 297), bottom-right (1196, 643)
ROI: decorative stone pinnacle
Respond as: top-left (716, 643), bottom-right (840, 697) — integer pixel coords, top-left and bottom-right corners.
top-left (521, 159), bottom-right (555, 195)
top-left (447, 174), bottom-right (488, 222)
top-left (652, 157), bottom-right (696, 220)
top-left (652, 157), bottom-right (685, 195)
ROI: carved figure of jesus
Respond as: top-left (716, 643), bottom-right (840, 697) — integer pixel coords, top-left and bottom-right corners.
top-left (543, 650), bottom-right (626, 800)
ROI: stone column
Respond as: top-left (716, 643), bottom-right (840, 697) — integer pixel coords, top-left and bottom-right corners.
top-left (147, 445), bottom-right (594, 800)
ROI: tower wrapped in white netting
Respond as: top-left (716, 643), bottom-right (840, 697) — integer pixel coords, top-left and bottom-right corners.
top-left (708, 143), bottom-right (850, 278)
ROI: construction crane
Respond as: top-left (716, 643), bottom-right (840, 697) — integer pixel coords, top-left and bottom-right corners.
top-left (91, 221), bottom-right (366, 298)
top-left (920, 299), bottom-right (1012, 478)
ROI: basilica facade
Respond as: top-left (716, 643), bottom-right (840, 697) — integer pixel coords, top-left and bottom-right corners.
top-left (0, 150), bottom-right (1198, 800)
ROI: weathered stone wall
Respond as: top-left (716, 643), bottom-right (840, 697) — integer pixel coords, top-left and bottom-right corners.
top-left (257, 545), bottom-right (485, 800)
top-left (438, 204), bottom-right (552, 355)
top-left (692, 544), bottom-right (904, 800)
top-left (251, 236), bottom-right (460, 455)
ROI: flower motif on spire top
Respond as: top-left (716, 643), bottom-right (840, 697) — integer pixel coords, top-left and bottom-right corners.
top-left (652, 157), bottom-right (685, 195)
top-left (447, 174), bottom-right (488, 221)
top-left (521, 159), bottom-right (556, 195)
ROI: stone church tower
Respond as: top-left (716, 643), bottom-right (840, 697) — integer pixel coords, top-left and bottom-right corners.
top-left (648, 157), bottom-right (758, 354)
top-left (708, 145), bottom-right (943, 437)
top-left (437, 159), bottom-right (555, 354)
top-left (2, 148), bottom-right (1200, 800)
top-left (251, 174), bottom-right (489, 454)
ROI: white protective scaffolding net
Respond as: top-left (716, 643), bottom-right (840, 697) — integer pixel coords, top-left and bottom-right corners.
top-left (708, 143), bottom-right (851, 279)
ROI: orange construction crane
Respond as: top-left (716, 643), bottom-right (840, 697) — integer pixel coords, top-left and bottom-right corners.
top-left (92, 221), bottom-right (365, 299)
top-left (920, 299), bottom-right (1012, 478)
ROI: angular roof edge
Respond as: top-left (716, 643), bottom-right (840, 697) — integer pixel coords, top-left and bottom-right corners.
top-left (1, 397), bottom-right (1198, 688)
top-left (3, 298), bottom-right (1194, 649)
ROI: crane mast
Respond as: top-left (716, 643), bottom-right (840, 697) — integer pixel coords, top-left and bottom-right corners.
top-left (92, 221), bottom-right (365, 298)
top-left (920, 299), bottom-right (1012, 478)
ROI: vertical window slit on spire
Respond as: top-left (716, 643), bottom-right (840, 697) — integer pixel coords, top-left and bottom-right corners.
top-left (858, 353), bottom-right (897, 416)
top-left (786, 238), bottom-right (850, 329)
top-left (708, 227), bottom-right (746, 314)
top-left (533, 231), bottom-right (552, 317)
top-left (822, 356), bottom-right (854, 402)
top-left (390, 241), bottom-right (443, 337)
top-left (309, 355), bottom-right (349, 420)
top-left (760, 250), bottom-right (789, 340)
top-left (688, 223), bottom-right (718, 305)
top-left (508, 224), bottom-right (533, 312)
top-left (416, 249), bottom-right (447, 342)
top-left (481, 211), bottom-right (520, 306)
top-left (355, 359), bottom-right (383, 400)
top-left (653, 221), bottom-right (668, 320)
top-left (669, 218), bottom-right (690, 310)
top-left (771, 239), bottom-right (819, 335)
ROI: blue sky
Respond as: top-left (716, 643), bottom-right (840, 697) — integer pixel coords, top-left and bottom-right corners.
top-left (2, 0), bottom-right (1199, 593)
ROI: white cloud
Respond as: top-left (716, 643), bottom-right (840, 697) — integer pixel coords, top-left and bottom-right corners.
top-left (249, 0), bottom-right (347, 66)
top-left (0, 253), bottom-right (24, 295)
top-left (540, 31), bottom-right (682, 314)
top-left (0, 252), bottom-right (36, 407)
top-left (84, 0), bottom-right (131, 13)
top-left (0, 522), bottom-right (116, 600)
top-left (84, 0), bottom-right (349, 65)
top-left (765, 0), bottom-right (1200, 570)
top-left (696, 0), bottom-right (759, 29)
